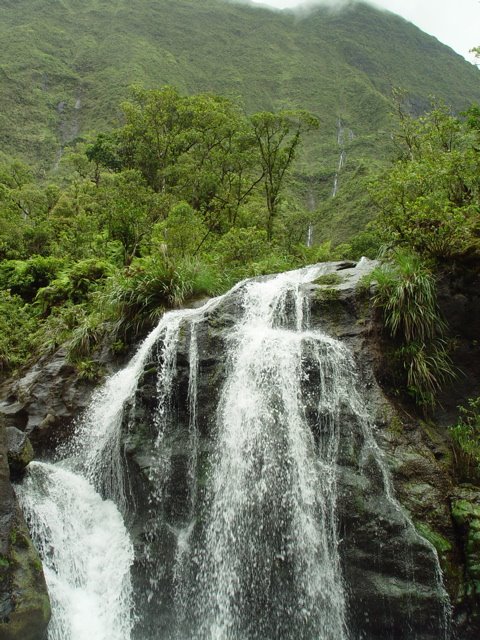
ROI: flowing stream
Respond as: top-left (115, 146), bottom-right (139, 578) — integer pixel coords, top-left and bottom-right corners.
top-left (16, 263), bottom-right (451, 640)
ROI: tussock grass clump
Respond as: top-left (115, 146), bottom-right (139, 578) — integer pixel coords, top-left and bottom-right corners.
top-left (373, 251), bottom-right (455, 409)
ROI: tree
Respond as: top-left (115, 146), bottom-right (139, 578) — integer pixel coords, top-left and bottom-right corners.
top-left (85, 133), bottom-right (123, 185)
top-left (165, 92), bottom-right (260, 230)
top-left (370, 101), bottom-right (480, 261)
top-left (0, 159), bottom-right (61, 258)
top-left (95, 170), bottom-right (163, 265)
top-left (120, 85), bottom-right (185, 193)
top-left (250, 110), bottom-right (319, 241)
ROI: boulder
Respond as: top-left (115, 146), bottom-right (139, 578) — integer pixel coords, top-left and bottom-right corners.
top-left (6, 428), bottom-right (34, 479)
top-left (0, 424), bottom-right (50, 640)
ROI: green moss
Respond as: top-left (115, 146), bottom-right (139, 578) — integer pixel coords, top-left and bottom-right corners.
top-left (415, 522), bottom-right (452, 554)
top-left (387, 415), bottom-right (403, 436)
top-left (313, 273), bottom-right (343, 286)
top-left (0, 517), bottom-right (51, 640)
top-left (451, 494), bottom-right (480, 602)
top-left (32, 557), bottom-right (43, 573)
top-left (315, 287), bottom-right (340, 302)
top-left (452, 499), bottom-right (480, 526)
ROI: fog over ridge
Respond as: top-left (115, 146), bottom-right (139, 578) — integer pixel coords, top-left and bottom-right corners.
top-left (225, 0), bottom-right (356, 13)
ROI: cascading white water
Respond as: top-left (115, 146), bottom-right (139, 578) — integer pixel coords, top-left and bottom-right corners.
top-left (15, 293), bottom-right (237, 640)
top-left (174, 268), bottom-right (349, 640)
top-left (16, 261), bottom-right (452, 640)
top-left (16, 463), bottom-right (134, 640)
top-left (14, 312), bottom-right (195, 640)
top-left (14, 312), bottom-right (186, 640)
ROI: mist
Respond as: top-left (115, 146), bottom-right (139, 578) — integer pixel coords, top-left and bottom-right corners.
top-left (225, 0), bottom-right (357, 14)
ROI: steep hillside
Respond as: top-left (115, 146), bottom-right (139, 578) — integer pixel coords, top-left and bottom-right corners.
top-left (1, 0), bottom-right (479, 239)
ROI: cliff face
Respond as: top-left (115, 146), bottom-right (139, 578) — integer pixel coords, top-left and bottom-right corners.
top-left (0, 259), bottom-right (479, 639)
top-left (116, 261), bottom-right (461, 639)
top-left (0, 423), bottom-right (50, 640)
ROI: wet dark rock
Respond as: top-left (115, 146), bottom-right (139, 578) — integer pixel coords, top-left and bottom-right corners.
top-left (0, 424), bottom-right (50, 640)
top-left (5, 428), bottom-right (34, 480)
top-left (0, 348), bottom-right (118, 456)
top-left (451, 485), bottom-right (480, 633)
top-left (122, 260), bottom-right (459, 639)
top-left (2, 259), bottom-right (479, 638)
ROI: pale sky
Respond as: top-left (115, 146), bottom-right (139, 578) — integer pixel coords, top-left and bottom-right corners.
top-left (250, 0), bottom-right (480, 63)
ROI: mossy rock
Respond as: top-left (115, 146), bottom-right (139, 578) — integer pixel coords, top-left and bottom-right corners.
top-left (313, 273), bottom-right (344, 286)
top-left (415, 521), bottom-right (452, 555)
top-left (314, 286), bottom-right (341, 302)
top-left (6, 428), bottom-right (34, 479)
top-left (0, 512), bottom-right (51, 640)
top-left (451, 488), bottom-right (480, 601)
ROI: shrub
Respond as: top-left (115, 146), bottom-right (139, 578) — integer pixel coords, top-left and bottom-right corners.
top-left (373, 251), bottom-right (455, 409)
top-left (0, 256), bottom-right (64, 302)
top-left (0, 291), bottom-right (36, 375)
top-left (450, 397), bottom-right (480, 478)
top-left (35, 258), bottom-right (113, 313)
top-left (99, 255), bottom-right (223, 341)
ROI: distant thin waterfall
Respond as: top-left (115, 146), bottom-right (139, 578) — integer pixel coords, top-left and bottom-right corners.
top-left (332, 119), bottom-right (353, 197)
top-left (307, 223), bottom-right (314, 247)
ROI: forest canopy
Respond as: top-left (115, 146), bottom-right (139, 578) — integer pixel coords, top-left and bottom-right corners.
top-left (0, 87), bottom-right (335, 378)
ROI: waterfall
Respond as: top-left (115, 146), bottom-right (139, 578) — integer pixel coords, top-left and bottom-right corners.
top-left (187, 268), bottom-right (348, 640)
top-left (13, 311), bottom-right (195, 640)
top-left (16, 262), bottom-right (452, 640)
top-left (332, 120), bottom-right (354, 198)
top-left (306, 223), bottom-right (314, 247)
top-left (16, 463), bottom-right (134, 640)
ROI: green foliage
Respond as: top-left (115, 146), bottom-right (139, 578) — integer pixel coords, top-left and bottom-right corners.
top-left (0, 291), bottom-right (36, 374)
top-left (373, 252), bottom-right (442, 343)
top-left (372, 252), bottom-right (455, 409)
top-left (1, 0), bottom-right (479, 176)
top-left (66, 311), bottom-right (105, 362)
top-left (250, 110), bottom-right (319, 240)
top-left (98, 255), bottom-right (223, 342)
top-left (35, 305), bottom-right (84, 357)
top-left (450, 397), bottom-right (480, 477)
top-left (313, 273), bottom-right (343, 286)
top-left (74, 359), bottom-right (104, 382)
top-left (0, 83), bottom-right (323, 378)
top-left (94, 169), bottom-right (163, 265)
top-left (370, 101), bottom-right (480, 262)
top-left (0, 256), bottom-right (64, 302)
top-left (215, 227), bottom-right (269, 266)
top-left (153, 202), bottom-right (208, 260)
top-left (0, 0), bottom-right (477, 285)
top-left (36, 258), bottom-right (112, 312)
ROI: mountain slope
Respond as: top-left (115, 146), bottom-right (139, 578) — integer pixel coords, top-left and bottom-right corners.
top-left (1, 0), bottom-right (479, 239)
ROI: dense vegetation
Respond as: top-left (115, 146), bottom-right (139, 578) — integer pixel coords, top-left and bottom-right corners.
top-left (1, 0), bottom-right (479, 461)
top-left (369, 99), bottom-right (480, 424)
top-left (2, 0), bottom-right (480, 244)
top-left (1, 86), bottom-right (358, 379)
